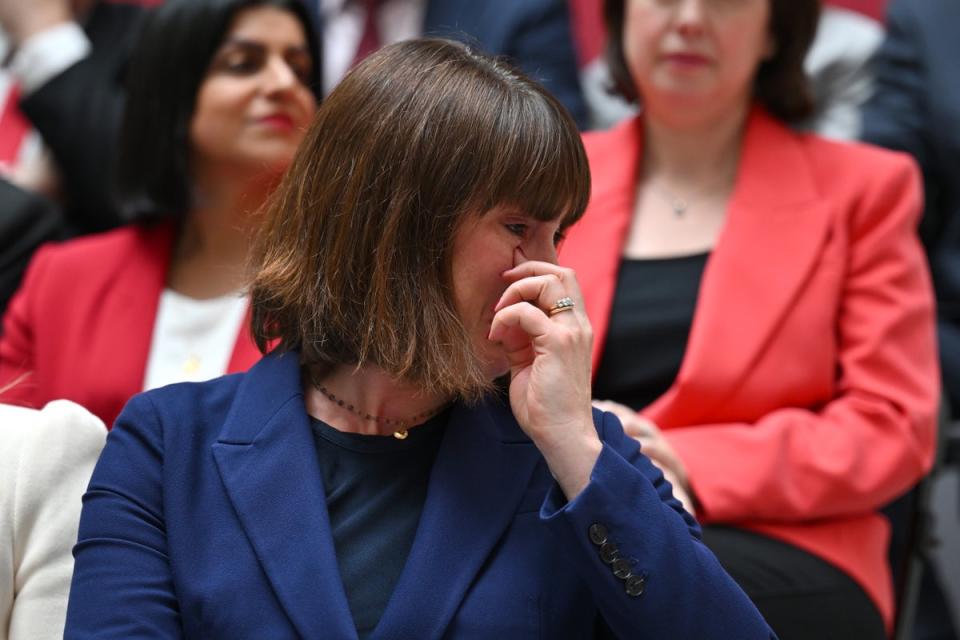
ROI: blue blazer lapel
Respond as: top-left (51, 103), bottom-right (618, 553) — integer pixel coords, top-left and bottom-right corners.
top-left (211, 353), bottom-right (358, 640)
top-left (372, 396), bottom-right (542, 640)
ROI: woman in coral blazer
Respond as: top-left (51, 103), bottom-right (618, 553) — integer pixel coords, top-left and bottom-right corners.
top-left (561, 0), bottom-right (938, 637)
top-left (0, 0), bottom-right (320, 427)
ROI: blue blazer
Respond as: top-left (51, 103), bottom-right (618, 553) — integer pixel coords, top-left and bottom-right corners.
top-left (422, 0), bottom-right (587, 128)
top-left (65, 352), bottom-right (773, 638)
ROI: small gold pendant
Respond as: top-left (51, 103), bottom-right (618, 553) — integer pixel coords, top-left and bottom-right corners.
top-left (183, 355), bottom-right (201, 374)
top-left (393, 429), bottom-right (409, 440)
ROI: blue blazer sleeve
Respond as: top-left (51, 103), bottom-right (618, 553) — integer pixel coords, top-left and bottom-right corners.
top-left (64, 393), bottom-right (183, 638)
top-left (540, 410), bottom-right (776, 639)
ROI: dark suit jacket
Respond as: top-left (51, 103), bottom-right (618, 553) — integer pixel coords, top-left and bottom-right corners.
top-left (0, 179), bottom-right (62, 316)
top-left (860, 0), bottom-right (960, 407)
top-left (64, 351), bottom-right (774, 638)
top-left (423, 0), bottom-right (587, 128)
top-left (19, 2), bottom-right (143, 234)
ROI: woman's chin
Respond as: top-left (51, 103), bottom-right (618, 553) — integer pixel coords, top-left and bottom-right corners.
top-left (479, 346), bottom-right (510, 380)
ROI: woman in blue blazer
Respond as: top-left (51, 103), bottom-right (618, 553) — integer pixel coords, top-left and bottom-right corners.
top-left (65, 39), bottom-right (774, 639)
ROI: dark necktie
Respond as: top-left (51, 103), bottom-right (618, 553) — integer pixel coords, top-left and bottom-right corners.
top-left (351, 0), bottom-right (383, 67)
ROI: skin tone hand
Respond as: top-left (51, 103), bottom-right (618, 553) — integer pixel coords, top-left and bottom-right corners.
top-left (9, 147), bottom-right (61, 199)
top-left (0, 0), bottom-right (74, 45)
top-left (593, 399), bottom-right (697, 515)
top-left (488, 260), bottom-right (601, 501)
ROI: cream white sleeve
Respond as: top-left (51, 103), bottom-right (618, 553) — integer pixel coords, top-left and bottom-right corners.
top-left (2, 401), bottom-right (105, 640)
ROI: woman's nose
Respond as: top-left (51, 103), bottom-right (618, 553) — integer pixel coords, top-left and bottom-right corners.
top-left (262, 57), bottom-right (299, 95)
top-left (674, 0), bottom-right (708, 37)
top-left (513, 241), bottom-right (558, 268)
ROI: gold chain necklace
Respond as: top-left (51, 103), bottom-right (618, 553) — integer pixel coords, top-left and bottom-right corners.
top-left (316, 386), bottom-right (449, 440)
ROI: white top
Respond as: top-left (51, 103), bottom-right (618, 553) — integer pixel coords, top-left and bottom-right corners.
top-left (320, 0), bottom-right (424, 95)
top-left (6, 23), bottom-right (91, 96)
top-left (0, 401), bottom-right (106, 640)
top-left (142, 289), bottom-right (249, 391)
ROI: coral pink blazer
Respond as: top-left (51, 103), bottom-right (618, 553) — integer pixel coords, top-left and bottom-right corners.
top-left (560, 108), bottom-right (939, 629)
top-left (0, 221), bottom-right (261, 427)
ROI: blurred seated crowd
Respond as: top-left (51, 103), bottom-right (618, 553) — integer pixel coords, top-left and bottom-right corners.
top-left (0, 0), bottom-right (957, 638)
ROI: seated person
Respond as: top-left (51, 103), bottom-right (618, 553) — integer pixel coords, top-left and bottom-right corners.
top-left (0, 0), bottom-right (320, 426)
top-left (64, 38), bottom-right (775, 639)
top-left (861, 0), bottom-right (960, 421)
top-left (561, 0), bottom-right (938, 637)
top-left (0, 399), bottom-right (105, 640)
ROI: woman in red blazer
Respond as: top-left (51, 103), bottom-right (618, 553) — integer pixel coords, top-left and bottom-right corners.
top-left (0, 0), bottom-right (320, 427)
top-left (561, 0), bottom-right (938, 637)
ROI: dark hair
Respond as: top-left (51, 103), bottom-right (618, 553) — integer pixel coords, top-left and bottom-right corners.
top-left (116, 0), bottom-right (322, 221)
top-left (249, 38), bottom-right (590, 402)
top-left (604, 0), bottom-right (821, 122)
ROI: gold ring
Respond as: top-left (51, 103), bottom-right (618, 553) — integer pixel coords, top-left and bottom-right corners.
top-left (548, 296), bottom-right (576, 316)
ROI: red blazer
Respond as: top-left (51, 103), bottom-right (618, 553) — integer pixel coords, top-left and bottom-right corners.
top-left (0, 221), bottom-right (261, 427)
top-left (560, 108), bottom-right (939, 628)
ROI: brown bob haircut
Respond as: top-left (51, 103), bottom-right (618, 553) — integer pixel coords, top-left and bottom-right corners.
top-left (249, 38), bottom-right (590, 401)
top-left (604, 0), bottom-right (822, 123)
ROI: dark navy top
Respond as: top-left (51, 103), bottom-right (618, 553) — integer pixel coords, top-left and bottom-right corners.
top-left (310, 410), bottom-right (448, 638)
top-left (593, 254), bottom-right (709, 411)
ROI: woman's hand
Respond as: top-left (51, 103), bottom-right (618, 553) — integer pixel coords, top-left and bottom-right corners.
top-left (488, 260), bottom-right (601, 500)
top-left (593, 399), bottom-right (696, 514)
top-left (0, 0), bottom-right (72, 44)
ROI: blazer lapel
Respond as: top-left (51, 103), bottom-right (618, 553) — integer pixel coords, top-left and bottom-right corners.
top-left (646, 109), bottom-right (833, 425)
top-left (96, 221), bottom-right (174, 405)
top-left (372, 396), bottom-right (542, 640)
top-left (212, 353), bottom-right (357, 640)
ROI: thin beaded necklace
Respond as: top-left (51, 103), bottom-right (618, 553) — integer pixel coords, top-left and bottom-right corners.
top-left (316, 385), bottom-right (450, 440)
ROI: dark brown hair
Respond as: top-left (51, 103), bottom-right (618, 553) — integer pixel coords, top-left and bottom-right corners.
top-left (117, 0), bottom-right (321, 222)
top-left (249, 38), bottom-right (590, 401)
top-left (603, 0), bottom-right (821, 122)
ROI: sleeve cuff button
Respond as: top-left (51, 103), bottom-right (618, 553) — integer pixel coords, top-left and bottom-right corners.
top-left (588, 523), bottom-right (608, 546)
top-left (625, 575), bottom-right (646, 597)
top-left (600, 542), bottom-right (619, 564)
top-left (612, 558), bottom-right (632, 579)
